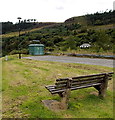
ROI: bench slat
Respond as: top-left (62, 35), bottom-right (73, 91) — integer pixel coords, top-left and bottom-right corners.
top-left (56, 72), bottom-right (113, 82)
top-left (71, 79), bottom-right (103, 86)
top-left (55, 76), bottom-right (103, 85)
top-left (72, 76), bottom-right (104, 81)
top-left (55, 84), bottom-right (67, 88)
top-left (72, 72), bottom-right (114, 79)
top-left (56, 78), bottom-right (68, 82)
top-left (51, 83), bottom-right (102, 94)
top-left (71, 83), bottom-right (102, 91)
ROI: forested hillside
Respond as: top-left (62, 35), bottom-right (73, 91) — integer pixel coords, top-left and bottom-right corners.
top-left (65, 10), bottom-right (115, 26)
top-left (2, 10), bottom-right (115, 56)
top-left (2, 21), bottom-right (58, 34)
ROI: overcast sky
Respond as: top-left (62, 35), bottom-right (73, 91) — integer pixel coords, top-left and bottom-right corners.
top-left (0, 0), bottom-right (114, 23)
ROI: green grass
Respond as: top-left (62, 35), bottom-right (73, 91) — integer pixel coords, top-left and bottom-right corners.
top-left (53, 48), bottom-right (114, 56)
top-left (2, 55), bottom-right (114, 118)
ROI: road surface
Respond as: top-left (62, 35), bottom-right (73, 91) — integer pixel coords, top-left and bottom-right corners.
top-left (24, 55), bottom-right (114, 68)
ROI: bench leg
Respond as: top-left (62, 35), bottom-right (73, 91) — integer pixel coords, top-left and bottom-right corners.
top-left (99, 83), bottom-right (108, 99)
top-left (59, 89), bottom-right (71, 109)
top-left (94, 85), bottom-right (107, 99)
top-left (94, 75), bottom-right (109, 99)
top-left (58, 92), bottom-right (63, 97)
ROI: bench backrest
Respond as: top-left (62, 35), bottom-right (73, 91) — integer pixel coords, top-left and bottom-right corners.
top-left (55, 72), bottom-right (114, 90)
top-left (46, 72), bottom-right (114, 94)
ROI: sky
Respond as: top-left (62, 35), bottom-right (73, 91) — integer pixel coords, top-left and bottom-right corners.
top-left (0, 0), bottom-right (114, 23)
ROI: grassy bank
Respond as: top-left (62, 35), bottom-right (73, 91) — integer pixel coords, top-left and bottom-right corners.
top-left (2, 55), bottom-right (114, 118)
top-left (52, 48), bottom-right (114, 56)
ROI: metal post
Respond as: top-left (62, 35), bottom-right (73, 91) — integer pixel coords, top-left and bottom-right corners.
top-left (17, 17), bottom-right (22, 59)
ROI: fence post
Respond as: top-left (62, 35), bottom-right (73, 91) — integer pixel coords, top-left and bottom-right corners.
top-left (5, 55), bottom-right (8, 61)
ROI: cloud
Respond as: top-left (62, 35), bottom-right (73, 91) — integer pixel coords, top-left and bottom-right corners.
top-left (56, 6), bottom-right (64, 10)
top-left (0, 0), bottom-right (114, 23)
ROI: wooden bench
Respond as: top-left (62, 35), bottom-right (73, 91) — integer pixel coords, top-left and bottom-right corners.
top-left (45, 72), bottom-right (114, 109)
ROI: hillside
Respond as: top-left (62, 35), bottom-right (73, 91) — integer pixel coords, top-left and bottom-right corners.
top-left (2, 10), bottom-right (115, 56)
top-left (2, 10), bottom-right (115, 37)
top-left (1, 23), bottom-right (60, 38)
top-left (65, 16), bottom-right (88, 26)
top-left (65, 10), bottom-right (115, 26)
top-left (1, 22), bottom-right (60, 38)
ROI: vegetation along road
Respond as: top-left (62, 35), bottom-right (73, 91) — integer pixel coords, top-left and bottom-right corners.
top-left (24, 56), bottom-right (114, 68)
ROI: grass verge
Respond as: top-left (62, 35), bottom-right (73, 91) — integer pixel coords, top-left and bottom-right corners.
top-left (2, 55), bottom-right (114, 118)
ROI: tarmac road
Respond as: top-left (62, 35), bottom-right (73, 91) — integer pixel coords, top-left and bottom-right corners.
top-left (24, 55), bottom-right (114, 68)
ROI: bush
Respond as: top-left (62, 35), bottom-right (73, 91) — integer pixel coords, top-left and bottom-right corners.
top-left (9, 50), bottom-right (20, 55)
top-left (9, 49), bottom-right (29, 55)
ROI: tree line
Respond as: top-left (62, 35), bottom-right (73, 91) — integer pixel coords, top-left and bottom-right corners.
top-left (2, 19), bottom-right (37, 34)
top-left (86, 10), bottom-right (115, 25)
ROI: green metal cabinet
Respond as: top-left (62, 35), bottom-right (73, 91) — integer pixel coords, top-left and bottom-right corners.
top-left (29, 44), bottom-right (44, 55)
